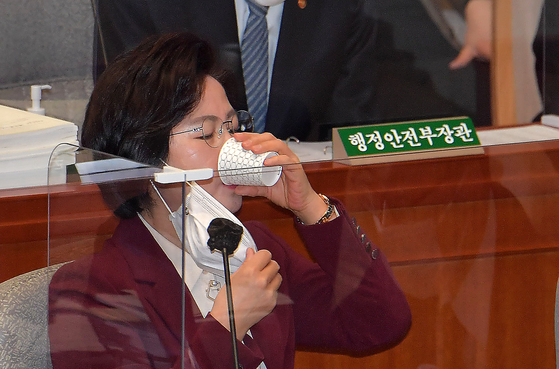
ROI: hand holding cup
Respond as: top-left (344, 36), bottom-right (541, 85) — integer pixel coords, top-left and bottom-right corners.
top-left (230, 133), bottom-right (331, 225)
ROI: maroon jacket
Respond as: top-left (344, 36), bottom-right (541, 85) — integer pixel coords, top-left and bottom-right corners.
top-left (49, 200), bottom-right (411, 369)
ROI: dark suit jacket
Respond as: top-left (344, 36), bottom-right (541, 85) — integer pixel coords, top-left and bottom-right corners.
top-left (49, 200), bottom-right (411, 369)
top-left (94, 0), bottom-right (379, 140)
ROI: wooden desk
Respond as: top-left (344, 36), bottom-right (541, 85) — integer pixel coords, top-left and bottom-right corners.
top-left (2, 138), bottom-right (559, 368)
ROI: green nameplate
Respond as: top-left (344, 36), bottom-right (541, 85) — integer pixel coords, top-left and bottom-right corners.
top-left (332, 117), bottom-right (484, 165)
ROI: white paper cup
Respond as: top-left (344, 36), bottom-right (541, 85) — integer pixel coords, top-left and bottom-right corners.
top-left (218, 138), bottom-right (282, 186)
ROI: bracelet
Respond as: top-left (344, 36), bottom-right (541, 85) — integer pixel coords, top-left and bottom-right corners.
top-left (296, 194), bottom-right (335, 225)
top-left (315, 194), bottom-right (334, 224)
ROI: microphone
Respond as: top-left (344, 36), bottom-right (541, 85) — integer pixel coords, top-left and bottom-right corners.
top-left (207, 218), bottom-right (243, 255)
top-left (207, 218), bottom-right (243, 369)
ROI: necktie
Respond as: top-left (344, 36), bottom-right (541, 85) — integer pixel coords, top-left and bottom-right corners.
top-left (241, 0), bottom-right (269, 133)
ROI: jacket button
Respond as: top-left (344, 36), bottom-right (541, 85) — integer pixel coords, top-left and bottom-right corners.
top-left (371, 249), bottom-right (379, 260)
top-left (365, 241), bottom-right (372, 253)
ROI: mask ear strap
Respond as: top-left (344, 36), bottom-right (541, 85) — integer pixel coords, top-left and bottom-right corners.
top-left (149, 180), bottom-right (174, 216)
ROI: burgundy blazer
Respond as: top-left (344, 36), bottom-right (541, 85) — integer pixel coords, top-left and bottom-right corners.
top-left (49, 200), bottom-right (411, 369)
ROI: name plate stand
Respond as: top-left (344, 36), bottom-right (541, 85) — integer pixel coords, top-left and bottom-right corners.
top-left (332, 117), bottom-right (484, 165)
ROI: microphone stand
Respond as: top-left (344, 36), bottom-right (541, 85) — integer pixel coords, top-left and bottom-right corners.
top-left (221, 247), bottom-right (240, 369)
top-left (207, 218), bottom-right (244, 369)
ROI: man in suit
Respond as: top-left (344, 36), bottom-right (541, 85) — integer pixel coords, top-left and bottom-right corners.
top-left (93, 0), bottom-right (378, 141)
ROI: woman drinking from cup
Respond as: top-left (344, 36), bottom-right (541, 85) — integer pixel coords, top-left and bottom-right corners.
top-left (48, 32), bottom-right (411, 369)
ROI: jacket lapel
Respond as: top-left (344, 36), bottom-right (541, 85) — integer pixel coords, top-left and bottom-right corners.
top-left (112, 217), bottom-right (200, 348)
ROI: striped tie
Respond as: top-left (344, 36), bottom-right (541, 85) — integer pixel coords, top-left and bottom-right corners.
top-left (241, 0), bottom-right (269, 133)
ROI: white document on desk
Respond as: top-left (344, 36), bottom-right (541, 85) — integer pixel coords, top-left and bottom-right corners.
top-left (287, 141), bottom-right (333, 162)
top-left (477, 124), bottom-right (559, 146)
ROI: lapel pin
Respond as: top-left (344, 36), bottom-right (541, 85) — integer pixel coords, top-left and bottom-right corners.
top-left (298, 0), bottom-right (306, 9)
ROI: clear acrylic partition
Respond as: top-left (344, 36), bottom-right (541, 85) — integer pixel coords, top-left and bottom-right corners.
top-left (46, 144), bottom-right (198, 367)
top-left (25, 1), bottom-right (559, 368)
top-left (46, 132), bottom-right (559, 368)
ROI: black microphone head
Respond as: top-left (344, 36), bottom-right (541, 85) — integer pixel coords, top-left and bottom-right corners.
top-left (207, 218), bottom-right (244, 255)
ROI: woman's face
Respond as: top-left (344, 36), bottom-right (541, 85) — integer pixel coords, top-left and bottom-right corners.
top-left (166, 76), bottom-right (243, 213)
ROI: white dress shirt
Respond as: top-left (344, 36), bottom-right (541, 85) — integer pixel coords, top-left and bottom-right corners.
top-left (138, 213), bottom-right (224, 317)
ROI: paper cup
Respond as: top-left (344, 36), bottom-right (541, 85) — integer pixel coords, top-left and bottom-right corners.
top-left (218, 138), bottom-right (282, 186)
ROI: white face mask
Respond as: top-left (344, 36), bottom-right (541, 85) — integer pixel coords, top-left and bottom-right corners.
top-left (168, 182), bottom-right (257, 276)
top-left (252, 0), bottom-right (284, 7)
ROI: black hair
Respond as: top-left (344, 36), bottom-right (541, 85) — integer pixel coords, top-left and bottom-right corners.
top-left (81, 32), bottom-right (224, 218)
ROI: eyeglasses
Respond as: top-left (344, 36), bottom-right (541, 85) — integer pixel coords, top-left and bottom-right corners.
top-left (170, 110), bottom-right (254, 148)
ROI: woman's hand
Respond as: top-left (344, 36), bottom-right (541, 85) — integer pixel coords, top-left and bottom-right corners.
top-left (210, 248), bottom-right (282, 338)
top-left (232, 132), bottom-right (330, 224)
